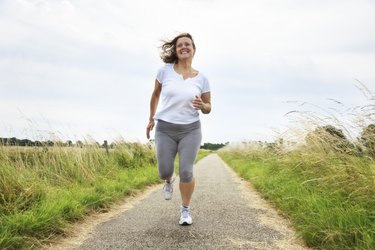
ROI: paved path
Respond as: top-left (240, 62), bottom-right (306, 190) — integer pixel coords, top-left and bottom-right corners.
top-left (74, 154), bottom-right (307, 249)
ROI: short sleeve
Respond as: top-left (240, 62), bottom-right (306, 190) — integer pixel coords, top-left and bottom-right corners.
top-left (201, 75), bottom-right (211, 93)
top-left (156, 66), bottom-right (164, 84)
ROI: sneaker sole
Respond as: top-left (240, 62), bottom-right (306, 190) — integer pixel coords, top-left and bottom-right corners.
top-left (179, 221), bottom-right (193, 226)
top-left (180, 222), bottom-right (192, 226)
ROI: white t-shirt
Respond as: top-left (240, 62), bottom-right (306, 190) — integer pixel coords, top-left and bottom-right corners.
top-left (154, 63), bottom-right (211, 124)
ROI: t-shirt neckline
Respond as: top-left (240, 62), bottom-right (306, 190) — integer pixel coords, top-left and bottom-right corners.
top-left (172, 63), bottom-right (200, 80)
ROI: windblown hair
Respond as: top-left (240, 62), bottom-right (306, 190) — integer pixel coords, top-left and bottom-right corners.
top-left (160, 33), bottom-right (196, 64)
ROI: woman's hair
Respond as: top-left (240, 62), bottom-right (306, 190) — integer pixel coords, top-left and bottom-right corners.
top-left (160, 33), bottom-right (196, 64)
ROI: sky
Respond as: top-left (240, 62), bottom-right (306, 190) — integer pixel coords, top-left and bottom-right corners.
top-left (1, 0), bottom-right (375, 144)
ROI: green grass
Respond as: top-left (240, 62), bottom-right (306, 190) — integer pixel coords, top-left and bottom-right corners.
top-left (0, 143), bottom-right (161, 249)
top-left (219, 147), bottom-right (375, 250)
top-left (0, 144), bottom-right (212, 249)
top-left (196, 149), bottom-right (213, 162)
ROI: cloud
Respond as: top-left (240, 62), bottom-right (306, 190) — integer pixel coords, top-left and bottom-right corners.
top-left (1, 0), bottom-right (374, 143)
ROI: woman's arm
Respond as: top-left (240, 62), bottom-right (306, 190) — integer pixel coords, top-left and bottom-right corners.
top-left (193, 92), bottom-right (211, 114)
top-left (146, 80), bottom-right (162, 139)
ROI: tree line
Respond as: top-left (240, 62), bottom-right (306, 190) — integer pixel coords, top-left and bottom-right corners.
top-left (200, 142), bottom-right (229, 150)
top-left (0, 137), bottom-right (110, 148)
top-left (3, 122), bottom-right (374, 155)
top-left (0, 137), bottom-right (229, 151)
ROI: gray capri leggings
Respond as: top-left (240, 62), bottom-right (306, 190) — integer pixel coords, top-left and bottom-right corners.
top-left (155, 119), bottom-right (202, 183)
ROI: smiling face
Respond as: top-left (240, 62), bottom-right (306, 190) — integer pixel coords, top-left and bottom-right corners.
top-left (175, 37), bottom-right (195, 61)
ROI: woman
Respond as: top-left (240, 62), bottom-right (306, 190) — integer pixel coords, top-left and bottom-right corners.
top-left (146, 33), bottom-right (211, 225)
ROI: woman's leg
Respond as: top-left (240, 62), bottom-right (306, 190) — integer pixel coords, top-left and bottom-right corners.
top-left (178, 127), bottom-right (202, 206)
top-left (155, 130), bottom-right (177, 181)
top-left (179, 179), bottom-right (195, 206)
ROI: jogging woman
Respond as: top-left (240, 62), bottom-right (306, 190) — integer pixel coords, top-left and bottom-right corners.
top-left (146, 33), bottom-right (211, 225)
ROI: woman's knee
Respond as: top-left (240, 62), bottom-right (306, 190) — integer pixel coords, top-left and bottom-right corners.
top-left (158, 166), bottom-right (174, 180)
top-left (179, 169), bottom-right (193, 182)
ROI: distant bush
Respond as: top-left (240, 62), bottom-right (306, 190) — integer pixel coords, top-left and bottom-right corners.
top-left (200, 142), bottom-right (228, 150)
top-left (305, 125), bottom-right (355, 154)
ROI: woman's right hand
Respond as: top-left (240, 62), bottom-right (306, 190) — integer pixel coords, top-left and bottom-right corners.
top-left (146, 119), bottom-right (155, 139)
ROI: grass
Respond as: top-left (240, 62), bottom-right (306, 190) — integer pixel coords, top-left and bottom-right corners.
top-left (0, 143), bottom-right (161, 249)
top-left (219, 146), bottom-right (375, 250)
top-left (0, 143), bottom-right (212, 249)
top-left (196, 149), bottom-right (213, 162)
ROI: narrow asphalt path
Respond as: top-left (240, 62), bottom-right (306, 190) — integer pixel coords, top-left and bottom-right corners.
top-left (74, 154), bottom-right (307, 249)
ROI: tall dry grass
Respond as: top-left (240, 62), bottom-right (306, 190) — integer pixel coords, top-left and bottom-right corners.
top-left (0, 141), bottom-right (159, 249)
top-left (219, 82), bottom-right (375, 249)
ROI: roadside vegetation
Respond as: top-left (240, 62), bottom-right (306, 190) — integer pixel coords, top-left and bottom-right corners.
top-left (219, 144), bottom-right (374, 249)
top-left (0, 138), bottom-right (213, 249)
top-left (219, 84), bottom-right (375, 249)
top-left (0, 142), bottom-right (160, 249)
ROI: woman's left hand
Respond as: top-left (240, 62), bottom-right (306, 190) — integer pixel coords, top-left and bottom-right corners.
top-left (193, 95), bottom-right (205, 111)
top-left (146, 120), bottom-right (155, 139)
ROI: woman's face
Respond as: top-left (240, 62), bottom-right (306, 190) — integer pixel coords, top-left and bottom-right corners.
top-left (175, 37), bottom-right (195, 61)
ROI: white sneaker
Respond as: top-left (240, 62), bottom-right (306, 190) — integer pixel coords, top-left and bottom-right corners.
top-left (179, 206), bottom-right (193, 225)
top-left (163, 177), bottom-right (175, 200)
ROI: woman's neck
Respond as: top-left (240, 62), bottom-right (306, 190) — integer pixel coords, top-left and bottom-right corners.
top-left (175, 59), bottom-right (192, 71)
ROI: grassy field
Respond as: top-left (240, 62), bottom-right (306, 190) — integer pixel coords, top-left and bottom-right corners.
top-left (219, 144), bottom-right (375, 249)
top-left (0, 143), bottom-right (161, 249)
top-left (0, 143), bottom-right (212, 249)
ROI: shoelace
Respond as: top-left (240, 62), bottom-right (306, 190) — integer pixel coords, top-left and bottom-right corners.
top-left (181, 208), bottom-right (191, 218)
